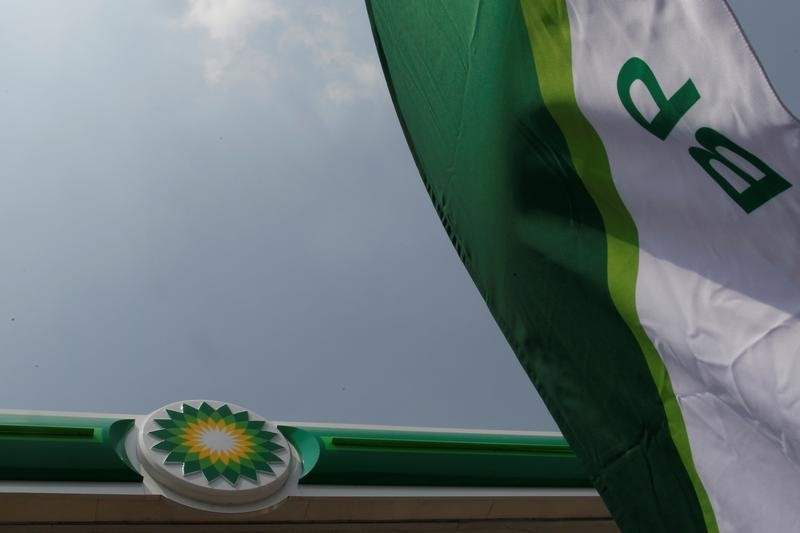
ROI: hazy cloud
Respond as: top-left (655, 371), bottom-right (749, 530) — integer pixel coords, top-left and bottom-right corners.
top-left (185, 0), bottom-right (284, 41)
top-left (183, 0), bottom-right (382, 104)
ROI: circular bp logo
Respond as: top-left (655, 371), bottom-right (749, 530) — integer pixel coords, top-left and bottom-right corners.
top-left (137, 400), bottom-right (293, 507)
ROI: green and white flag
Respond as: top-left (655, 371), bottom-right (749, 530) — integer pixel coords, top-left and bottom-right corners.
top-left (368, 1), bottom-right (799, 532)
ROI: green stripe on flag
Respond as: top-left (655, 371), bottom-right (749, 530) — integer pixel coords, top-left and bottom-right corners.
top-left (519, 2), bottom-right (718, 532)
top-left (367, 1), bottom-right (714, 531)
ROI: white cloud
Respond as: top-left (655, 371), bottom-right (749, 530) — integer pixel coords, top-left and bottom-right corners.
top-left (185, 0), bottom-right (284, 42)
top-left (324, 81), bottom-right (355, 105)
top-left (181, 0), bottom-right (382, 105)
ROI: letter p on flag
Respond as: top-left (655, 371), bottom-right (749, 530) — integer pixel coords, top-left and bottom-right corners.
top-left (618, 56), bottom-right (791, 213)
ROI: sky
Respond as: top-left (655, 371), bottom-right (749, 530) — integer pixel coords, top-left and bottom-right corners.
top-left (0, 0), bottom-right (796, 431)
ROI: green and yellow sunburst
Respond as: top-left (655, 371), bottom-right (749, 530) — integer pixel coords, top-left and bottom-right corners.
top-left (149, 402), bottom-right (284, 484)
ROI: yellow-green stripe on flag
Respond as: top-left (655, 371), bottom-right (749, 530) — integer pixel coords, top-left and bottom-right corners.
top-left (367, 1), bottom-right (800, 532)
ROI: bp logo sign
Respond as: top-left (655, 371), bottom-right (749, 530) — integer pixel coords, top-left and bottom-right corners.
top-left (149, 402), bottom-right (283, 484)
top-left (137, 400), bottom-right (294, 509)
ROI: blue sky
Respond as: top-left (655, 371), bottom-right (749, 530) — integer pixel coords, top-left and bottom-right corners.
top-left (0, 0), bottom-right (796, 430)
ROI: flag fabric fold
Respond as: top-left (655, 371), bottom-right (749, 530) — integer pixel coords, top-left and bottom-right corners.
top-left (367, 1), bottom-right (800, 531)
